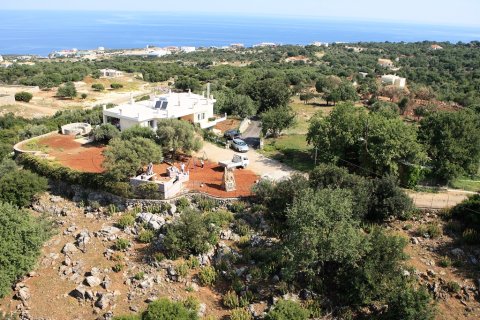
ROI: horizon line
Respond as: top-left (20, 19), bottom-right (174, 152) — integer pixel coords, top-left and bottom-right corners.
top-left (1, 9), bottom-right (480, 28)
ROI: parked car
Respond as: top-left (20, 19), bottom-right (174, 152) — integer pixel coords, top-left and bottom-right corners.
top-left (218, 154), bottom-right (249, 169)
top-left (224, 129), bottom-right (240, 140)
top-left (230, 138), bottom-right (249, 152)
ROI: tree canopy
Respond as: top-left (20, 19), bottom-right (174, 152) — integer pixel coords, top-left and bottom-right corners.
top-left (156, 119), bottom-right (202, 160)
top-left (419, 110), bottom-right (480, 182)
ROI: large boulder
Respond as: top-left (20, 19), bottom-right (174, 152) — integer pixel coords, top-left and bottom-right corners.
top-left (85, 276), bottom-right (102, 287)
top-left (137, 212), bottom-right (165, 230)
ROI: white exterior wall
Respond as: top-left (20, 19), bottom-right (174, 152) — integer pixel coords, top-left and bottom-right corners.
top-left (119, 118), bottom-right (147, 130)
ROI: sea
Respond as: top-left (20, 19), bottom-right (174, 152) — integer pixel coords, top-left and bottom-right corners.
top-left (1, 10), bottom-right (480, 56)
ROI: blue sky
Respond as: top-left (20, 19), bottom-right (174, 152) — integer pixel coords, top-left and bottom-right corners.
top-left (2, 0), bottom-right (480, 27)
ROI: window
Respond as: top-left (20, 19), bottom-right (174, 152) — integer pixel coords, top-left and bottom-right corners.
top-left (197, 113), bottom-right (205, 121)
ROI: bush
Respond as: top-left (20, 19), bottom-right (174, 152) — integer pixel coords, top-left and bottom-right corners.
top-left (204, 210), bottom-right (234, 228)
top-left (143, 298), bottom-right (198, 320)
top-left (176, 197), bottom-right (190, 211)
top-left (0, 169), bottom-right (48, 207)
top-left (110, 83), bottom-right (124, 89)
top-left (417, 223), bottom-right (442, 238)
top-left (198, 266), bottom-right (216, 286)
top-left (117, 213), bottom-right (135, 229)
top-left (91, 83), bottom-right (105, 91)
top-left (223, 290), bottom-right (240, 309)
top-left (451, 194), bottom-right (480, 232)
top-left (162, 210), bottom-right (218, 259)
top-left (138, 230), bottom-right (154, 243)
top-left (175, 263), bottom-right (189, 278)
top-left (134, 272), bottom-right (145, 280)
top-left (230, 308), bottom-right (253, 320)
top-left (14, 91), bottom-right (33, 102)
top-left (115, 238), bottom-right (130, 251)
top-left (0, 202), bottom-right (51, 298)
top-left (91, 123), bottom-right (120, 143)
top-left (233, 219), bottom-right (251, 236)
top-left (383, 285), bottom-right (435, 320)
top-left (57, 82), bottom-right (77, 98)
top-left (265, 300), bottom-right (310, 320)
top-left (438, 256), bottom-right (452, 268)
top-left (445, 281), bottom-right (461, 293)
top-left (229, 201), bottom-right (247, 213)
top-left (186, 256), bottom-right (200, 269)
top-left (112, 263), bottom-right (124, 272)
top-left (80, 93), bottom-right (88, 99)
top-left (193, 195), bottom-right (218, 212)
top-left (462, 228), bottom-right (480, 244)
top-left (136, 183), bottom-right (161, 199)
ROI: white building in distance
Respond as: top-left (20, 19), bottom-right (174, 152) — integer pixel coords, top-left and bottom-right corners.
top-left (0, 55), bottom-right (3, 62)
top-left (181, 46), bottom-right (196, 53)
top-left (103, 88), bottom-right (226, 131)
top-left (381, 74), bottom-right (406, 89)
top-left (100, 69), bottom-right (123, 77)
top-left (312, 41), bottom-right (329, 47)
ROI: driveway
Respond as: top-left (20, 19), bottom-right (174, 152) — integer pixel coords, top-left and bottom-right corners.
top-left (196, 141), bottom-right (295, 181)
top-left (241, 120), bottom-right (262, 148)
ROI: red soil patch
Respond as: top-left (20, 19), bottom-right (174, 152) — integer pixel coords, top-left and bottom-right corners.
top-left (152, 158), bottom-right (258, 198)
top-left (214, 118), bottom-right (241, 133)
top-left (35, 134), bottom-right (105, 173)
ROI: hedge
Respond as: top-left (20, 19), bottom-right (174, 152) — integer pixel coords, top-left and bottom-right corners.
top-left (17, 154), bottom-right (133, 198)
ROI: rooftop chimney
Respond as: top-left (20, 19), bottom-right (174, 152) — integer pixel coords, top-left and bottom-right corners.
top-left (207, 83), bottom-right (211, 100)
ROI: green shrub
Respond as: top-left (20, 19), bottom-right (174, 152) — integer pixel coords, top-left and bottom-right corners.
top-left (136, 183), bottom-right (160, 199)
top-left (198, 266), bottom-right (217, 286)
top-left (143, 298), bottom-right (198, 320)
top-left (230, 308), bottom-right (252, 320)
top-left (115, 238), bottom-right (130, 251)
top-left (117, 213), bottom-right (135, 229)
top-left (438, 256), bottom-right (452, 268)
top-left (146, 202), bottom-right (171, 214)
top-left (445, 281), bottom-right (461, 293)
top-left (417, 223), bottom-right (442, 238)
top-left (81, 93), bottom-right (88, 99)
top-left (233, 219), bottom-right (251, 236)
top-left (15, 91), bottom-right (33, 102)
top-left (182, 296), bottom-right (200, 313)
top-left (0, 202), bottom-right (51, 298)
top-left (112, 263), bottom-right (124, 272)
top-left (91, 83), bottom-right (105, 91)
top-left (176, 263), bottom-right (189, 278)
top-left (0, 169), bottom-right (48, 207)
top-left (193, 195), bottom-right (218, 212)
top-left (462, 228), bottom-right (480, 244)
top-left (162, 210), bottom-right (218, 259)
top-left (383, 285), bottom-right (435, 320)
top-left (107, 204), bottom-right (118, 215)
top-left (229, 201), bottom-right (247, 213)
top-left (91, 123), bottom-right (120, 143)
top-left (110, 83), bottom-right (124, 89)
top-left (223, 290), bottom-right (240, 309)
top-left (154, 252), bottom-right (165, 262)
top-left (176, 197), bottom-right (190, 211)
top-left (134, 272), bottom-right (145, 280)
top-left (265, 300), bottom-right (309, 320)
top-left (451, 194), bottom-right (480, 232)
top-left (204, 210), bottom-right (234, 228)
top-left (186, 256), bottom-right (200, 269)
top-left (138, 229), bottom-right (155, 243)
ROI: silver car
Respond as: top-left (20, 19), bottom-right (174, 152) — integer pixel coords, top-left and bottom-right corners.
top-left (231, 138), bottom-right (249, 152)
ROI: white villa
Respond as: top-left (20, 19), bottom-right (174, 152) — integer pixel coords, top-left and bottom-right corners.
top-left (381, 74), bottom-right (407, 89)
top-left (100, 68), bottom-right (123, 77)
top-left (102, 88), bottom-right (226, 131)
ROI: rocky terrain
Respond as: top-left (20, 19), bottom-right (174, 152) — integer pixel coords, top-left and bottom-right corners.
top-left (0, 190), bottom-right (479, 320)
